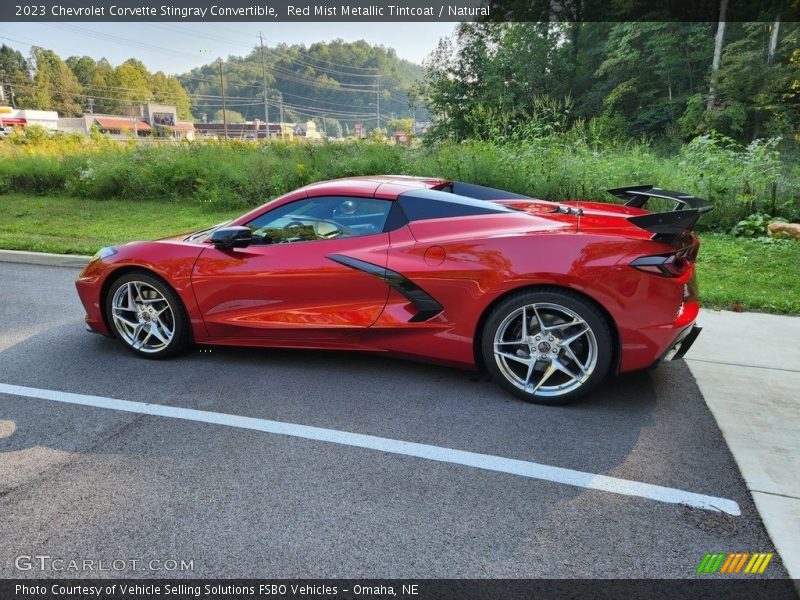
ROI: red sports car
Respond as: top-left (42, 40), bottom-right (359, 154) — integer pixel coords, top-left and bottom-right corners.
top-left (75, 176), bottom-right (711, 404)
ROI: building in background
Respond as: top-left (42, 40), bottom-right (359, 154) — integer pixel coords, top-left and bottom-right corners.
top-left (53, 102), bottom-right (195, 140)
top-left (57, 114), bottom-right (151, 139)
top-left (0, 106), bottom-right (59, 132)
top-left (56, 115), bottom-right (95, 135)
top-left (195, 121), bottom-right (289, 140)
top-left (127, 102), bottom-right (195, 140)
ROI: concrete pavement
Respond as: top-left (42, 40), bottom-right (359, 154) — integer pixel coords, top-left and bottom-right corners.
top-left (688, 309), bottom-right (800, 579)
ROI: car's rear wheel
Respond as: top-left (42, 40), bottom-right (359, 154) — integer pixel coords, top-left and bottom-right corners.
top-left (482, 289), bottom-right (612, 405)
top-left (105, 271), bottom-right (191, 359)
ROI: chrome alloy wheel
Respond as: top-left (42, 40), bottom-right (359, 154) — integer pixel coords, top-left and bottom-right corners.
top-left (110, 281), bottom-right (175, 354)
top-left (492, 303), bottom-right (598, 398)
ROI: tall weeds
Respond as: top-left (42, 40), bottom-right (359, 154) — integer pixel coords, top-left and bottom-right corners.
top-left (1, 127), bottom-right (797, 230)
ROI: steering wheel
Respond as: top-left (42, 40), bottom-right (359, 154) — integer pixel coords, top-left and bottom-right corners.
top-left (284, 220), bottom-right (306, 231)
top-left (319, 219), bottom-right (354, 239)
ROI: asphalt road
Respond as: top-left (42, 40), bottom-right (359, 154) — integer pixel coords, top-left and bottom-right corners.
top-left (0, 261), bottom-right (787, 578)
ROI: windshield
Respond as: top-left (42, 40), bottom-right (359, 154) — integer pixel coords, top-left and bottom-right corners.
top-left (185, 220), bottom-right (232, 243)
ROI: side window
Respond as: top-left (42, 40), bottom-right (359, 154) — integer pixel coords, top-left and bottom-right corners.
top-left (245, 196), bottom-right (392, 245)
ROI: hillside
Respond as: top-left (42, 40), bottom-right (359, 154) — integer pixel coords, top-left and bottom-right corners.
top-left (179, 39), bottom-right (424, 134)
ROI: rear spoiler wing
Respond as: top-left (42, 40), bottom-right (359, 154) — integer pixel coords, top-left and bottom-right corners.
top-left (607, 185), bottom-right (713, 238)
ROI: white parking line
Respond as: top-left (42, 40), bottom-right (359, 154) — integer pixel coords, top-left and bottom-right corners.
top-left (0, 382), bottom-right (741, 516)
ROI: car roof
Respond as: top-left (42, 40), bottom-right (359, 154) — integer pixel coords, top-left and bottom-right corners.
top-left (301, 175), bottom-right (449, 199)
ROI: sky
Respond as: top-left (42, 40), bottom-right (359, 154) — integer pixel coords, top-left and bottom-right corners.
top-left (0, 22), bottom-right (456, 73)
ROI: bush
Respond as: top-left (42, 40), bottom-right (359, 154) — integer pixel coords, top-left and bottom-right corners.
top-left (730, 213), bottom-right (780, 238)
top-left (1, 129), bottom-right (798, 230)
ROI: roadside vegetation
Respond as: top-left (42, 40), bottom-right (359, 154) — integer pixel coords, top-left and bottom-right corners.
top-left (1, 128), bottom-right (798, 230)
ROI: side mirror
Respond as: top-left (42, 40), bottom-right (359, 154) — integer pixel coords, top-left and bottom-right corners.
top-left (210, 226), bottom-right (252, 249)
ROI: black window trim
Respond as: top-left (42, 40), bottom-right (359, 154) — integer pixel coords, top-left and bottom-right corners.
top-left (397, 188), bottom-right (515, 223)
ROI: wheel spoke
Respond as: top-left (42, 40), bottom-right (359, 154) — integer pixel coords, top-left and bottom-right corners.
top-left (135, 330), bottom-right (153, 349)
top-left (126, 283), bottom-right (136, 310)
top-left (495, 349), bottom-right (532, 367)
top-left (115, 305), bottom-right (138, 313)
top-left (140, 298), bottom-right (166, 305)
top-left (148, 322), bottom-right (168, 345)
top-left (553, 357), bottom-right (582, 382)
top-left (561, 324), bottom-right (590, 347)
top-left (521, 305), bottom-right (528, 338)
top-left (531, 304), bottom-right (545, 331)
top-left (131, 322), bottom-right (144, 341)
top-left (523, 357), bottom-right (536, 386)
top-left (530, 363), bottom-right (557, 394)
top-left (133, 282), bottom-right (144, 303)
top-left (113, 314), bottom-right (138, 328)
top-left (547, 319), bottom-right (582, 332)
top-left (561, 345), bottom-right (588, 375)
top-left (158, 318), bottom-right (173, 336)
top-left (496, 339), bottom-right (525, 346)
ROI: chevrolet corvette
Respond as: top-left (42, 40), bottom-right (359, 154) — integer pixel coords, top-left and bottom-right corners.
top-left (75, 176), bottom-right (712, 404)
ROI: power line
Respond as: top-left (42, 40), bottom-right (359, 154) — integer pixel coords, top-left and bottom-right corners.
top-left (10, 80), bottom-right (380, 118)
top-left (199, 23), bottom-right (382, 72)
top-left (46, 24), bottom-right (381, 93)
top-left (3, 28), bottom-right (414, 122)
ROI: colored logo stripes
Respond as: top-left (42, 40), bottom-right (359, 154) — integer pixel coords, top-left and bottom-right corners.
top-left (697, 552), bottom-right (774, 574)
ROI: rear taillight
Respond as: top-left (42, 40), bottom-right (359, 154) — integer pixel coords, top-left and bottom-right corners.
top-left (630, 253), bottom-right (692, 277)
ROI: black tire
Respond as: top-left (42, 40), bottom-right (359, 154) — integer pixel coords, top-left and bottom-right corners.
top-left (481, 288), bottom-right (613, 405)
top-left (104, 271), bottom-right (192, 359)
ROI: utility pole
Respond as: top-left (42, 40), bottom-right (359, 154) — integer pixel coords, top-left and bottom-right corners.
top-left (0, 84), bottom-right (5, 104)
top-left (278, 91), bottom-right (284, 138)
top-left (322, 114), bottom-right (327, 138)
top-left (219, 59), bottom-right (228, 140)
top-left (375, 75), bottom-right (380, 131)
top-left (87, 97), bottom-right (94, 114)
top-left (259, 32), bottom-right (269, 139)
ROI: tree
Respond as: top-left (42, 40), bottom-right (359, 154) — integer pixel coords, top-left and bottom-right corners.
top-left (28, 47), bottom-right (83, 115)
top-left (0, 44), bottom-right (30, 107)
top-left (86, 58), bottom-right (115, 114)
top-left (707, 0), bottom-right (729, 109)
top-left (213, 109), bottom-right (244, 123)
top-left (151, 71), bottom-right (191, 119)
top-left (110, 59), bottom-right (152, 109)
top-left (387, 117), bottom-right (413, 133)
top-left (65, 55), bottom-right (97, 88)
top-left (711, 22), bottom-right (800, 139)
top-left (179, 39), bottom-right (421, 129)
top-left (595, 23), bottom-right (712, 135)
top-left (320, 116), bottom-right (342, 137)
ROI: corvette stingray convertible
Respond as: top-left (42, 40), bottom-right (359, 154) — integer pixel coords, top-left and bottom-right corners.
top-left (76, 176), bottom-right (712, 404)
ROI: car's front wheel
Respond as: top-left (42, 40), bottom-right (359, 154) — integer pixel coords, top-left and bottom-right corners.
top-left (482, 289), bottom-right (612, 405)
top-left (105, 271), bottom-right (191, 359)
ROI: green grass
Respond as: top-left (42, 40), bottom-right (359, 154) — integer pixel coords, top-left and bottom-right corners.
top-left (696, 234), bottom-right (800, 315)
top-left (1, 194), bottom-right (798, 315)
top-left (0, 194), bottom-right (238, 255)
